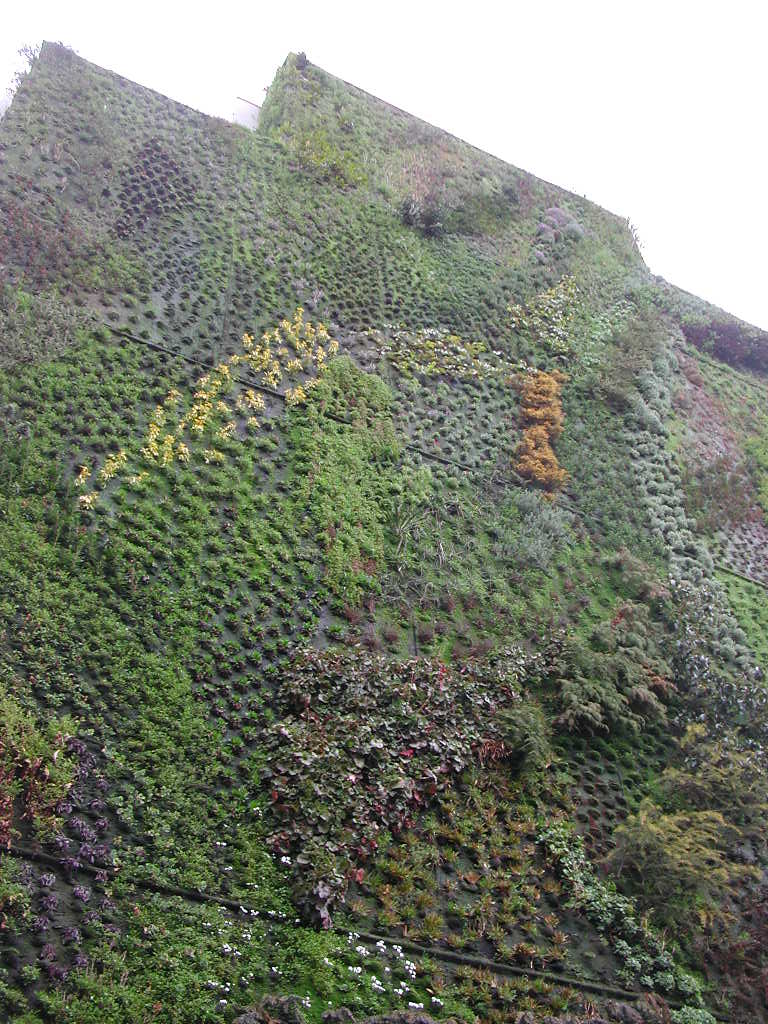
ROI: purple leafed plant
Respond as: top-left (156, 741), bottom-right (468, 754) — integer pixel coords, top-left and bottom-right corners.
top-left (40, 893), bottom-right (58, 913)
top-left (78, 842), bottom-right (96, 864)
top-left (62, 925), bottom-right (82, 945)
top-left (66, 738), bottom-right (87, 758)
top-left (93, 843), bottom-right (111, 862)
top-left (69, 817), bottom-right (96, 842)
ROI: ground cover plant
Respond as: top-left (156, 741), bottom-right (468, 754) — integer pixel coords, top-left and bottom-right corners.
top-left (0, 40), bottom-right (767, 1024)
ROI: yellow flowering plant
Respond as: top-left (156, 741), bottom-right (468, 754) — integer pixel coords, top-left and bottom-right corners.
top-left (77, 308), bottom-right (340, 510)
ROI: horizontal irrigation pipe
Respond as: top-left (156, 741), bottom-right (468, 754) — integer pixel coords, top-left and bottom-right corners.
top-left (714, 561), bottom-right (768, 593)
top-left (92, 330), bottom-right (768, 612)
top-left (2, 846), bottom-right (725, 1018)
top-left (682, 344), bottom-right (768, 394)
top-left (340, 929), bottom-right (729, 1018)
top-left (103, 323), bottom-right (482, 474)
top-left (6, 843), bottom-right (268, 914)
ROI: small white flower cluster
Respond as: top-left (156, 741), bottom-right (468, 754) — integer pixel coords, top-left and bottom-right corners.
top-left (214, 840), bottom-right (227, 848)
top-left (271, 965), bottom-right (283, 976)
top-left (340, 934), bottom-right (432, 1007)
top-left (239, 905), bottom-right (260, 918)
top-left (239, 972), bottom-right (255, 987)
top-left (206, 922), bottom-right (229, 936)
top-left (431, 996), bottom-right (443, 1007)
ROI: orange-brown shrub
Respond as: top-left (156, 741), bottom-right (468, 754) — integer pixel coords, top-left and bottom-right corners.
top-left (514, 370), bottom-right (568, 498)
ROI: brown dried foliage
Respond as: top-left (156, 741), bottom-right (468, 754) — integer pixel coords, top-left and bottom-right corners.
top-left (514, 370), bottom-right (569, 498)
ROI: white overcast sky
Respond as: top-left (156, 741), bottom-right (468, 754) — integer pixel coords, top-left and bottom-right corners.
top-left (2, 1), bottom-right (767, 330)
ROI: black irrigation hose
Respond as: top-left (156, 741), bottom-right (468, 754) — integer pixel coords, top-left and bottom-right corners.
top-left (5, 843), bottom-right (257, 913)
top-left (104, 323), bottom-right (482, 474)
top-left (7, 843), bottom-right (109, 878)
top-left (350, 930), bottom-right (729, 1019)
top-left (715, 561), bottom-right (768, 593)
top-left (2, 846), bottom-right (726, 1018)
top-left (105, 323), bottom-right (284, 402)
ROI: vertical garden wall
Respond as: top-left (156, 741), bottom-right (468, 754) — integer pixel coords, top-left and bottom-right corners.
top-left (0, 42), bottom-right (767, 1024)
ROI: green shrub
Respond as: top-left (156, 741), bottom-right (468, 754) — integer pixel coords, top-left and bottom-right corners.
top-left (670, 1008), bottom-right (717, 1024)
top-left (659, 724), bottom-right (768, 825)
top-left (607, 798), bottom-right (755, 926)
top-left (0, 284), bottom-right (96, 369)
top-left (539, 630), bottom-right (665, 735)
top-left (400, 192), bottom-right (445, 237)
top-left (287, 357), bottom-right (429, 606)
top-left (0, 858), bottom-right (30, 932)
top-left (498, 700), bottom-right (552, 774)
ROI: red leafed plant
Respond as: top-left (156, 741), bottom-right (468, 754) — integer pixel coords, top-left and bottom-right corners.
top-left (261, 646), bottom-right (538, 926)
top-left (475, 738), bottom-right (515, 765)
